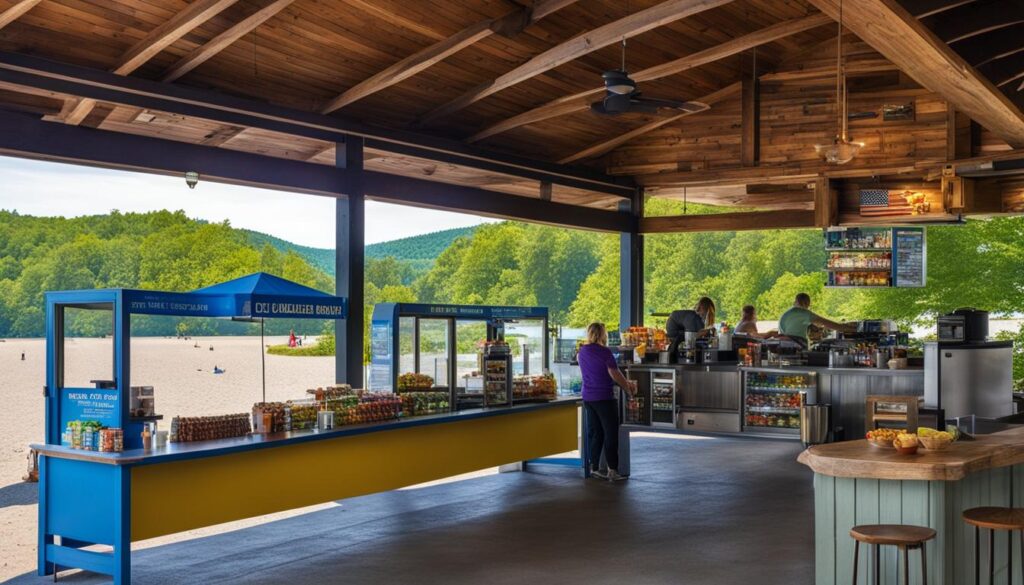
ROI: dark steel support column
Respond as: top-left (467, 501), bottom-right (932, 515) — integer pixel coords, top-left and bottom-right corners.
top-left (619, 190), bottom-right (644, 330)
top-left (336, 137), bottom-right (365, 386)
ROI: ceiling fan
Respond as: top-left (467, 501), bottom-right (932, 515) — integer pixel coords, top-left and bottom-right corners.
top-left (591, 39), bottom-right (708, 116)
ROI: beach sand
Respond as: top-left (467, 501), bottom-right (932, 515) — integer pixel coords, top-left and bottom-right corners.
top-left (0, 335), bottom-right (341, 580)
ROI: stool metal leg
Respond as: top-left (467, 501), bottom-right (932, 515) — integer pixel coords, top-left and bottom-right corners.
top-left (875, 543), bottom-right (881, 585)
top-left (921, 543), bottom-right (928, 585)
top-left (903, 545), bottom-right (909, 585)
top-left (852, 540), bottom-right (859, 585)
top-left (1009, 529), bottom-right (1013, 585)
top-left (991, 529), bottom-right (996, 585)
top-left (977, 526), bottom-right (982, 585)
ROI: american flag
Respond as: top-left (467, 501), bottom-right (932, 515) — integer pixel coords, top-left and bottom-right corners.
top-left (860, 189), bottom-right (912, 217)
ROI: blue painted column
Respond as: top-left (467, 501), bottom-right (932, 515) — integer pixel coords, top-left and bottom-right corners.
top-left (336, 137), bottom-right (366, 386)
top-left (619, 190), bottom-right (643, 329)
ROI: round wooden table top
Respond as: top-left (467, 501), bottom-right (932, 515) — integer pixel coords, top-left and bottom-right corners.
top-left (962, 507), bottom-right (1024, 531)
top-left (850, 524), bottom-right (937, 545)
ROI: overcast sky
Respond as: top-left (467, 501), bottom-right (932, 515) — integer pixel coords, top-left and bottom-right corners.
top-left (0, 156), bottom-right (495, 248)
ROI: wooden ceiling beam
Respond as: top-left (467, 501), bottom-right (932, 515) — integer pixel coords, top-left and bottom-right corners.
top-left (58, 0), bottom-right (239, 126)
top-left (941, 23), bottom-right (1024, 66)
top-left (640, 210), bottom-right (816, 233)
top-left (805, 0), bottom-right (1024, 148)
top-left (320, 0), bottom-right (577, 114)
top-left (466, 12), bottom-right (831, 143)
top-left (0, 0), bottom-right (41, 30)
top-left (162, 0), bottom-right (296, 83)
top-left (638, 163), bottom-right (927, 189)
top-left (416, 0), bottom-right (735, 126)
top-left (556, 83), bottom-right (739, 165)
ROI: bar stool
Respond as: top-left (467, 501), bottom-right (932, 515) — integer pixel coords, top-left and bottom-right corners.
top-left (962, 507), bottom-right (1024, 585)
top-left (850, 524), bottom-right (936, 585)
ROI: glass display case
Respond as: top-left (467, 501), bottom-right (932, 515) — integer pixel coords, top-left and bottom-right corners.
top-left (742, 370), bottom-right (816, 436)
top-left (369, 303), bottom-right (549, 411)
top-left (650, 370), bottom-right (676, 428)
top-left (483, 349), bottom-right (511, 407)
top-left (824, 227), bottom-right (925, 289)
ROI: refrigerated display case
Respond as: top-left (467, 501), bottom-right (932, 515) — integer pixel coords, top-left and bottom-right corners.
top-left (742, 369), bottom-right (816, 436)
top-left (483, 351), bottom-right (511, 407)
top-left (369, 303), bottom-right (549, 411)
top-left (622, 370), bottom-right (651, 426)
top-left (650, 370), bottom-right (676, 428)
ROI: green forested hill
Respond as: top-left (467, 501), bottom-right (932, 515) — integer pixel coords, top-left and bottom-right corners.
top-left (244, 226), bottom-right (478, 278)
top-left (0, 210), bottom-right (333, 337)
top-left (243, 229), bottom-right (335, 276)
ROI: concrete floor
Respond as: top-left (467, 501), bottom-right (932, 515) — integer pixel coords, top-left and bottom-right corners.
top-left (6, 434), bottom-right (814, 585)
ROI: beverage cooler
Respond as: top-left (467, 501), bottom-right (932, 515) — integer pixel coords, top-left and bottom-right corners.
top-left (742, 369), bottom-right (816, 436)
top-left (622, 370), bottom-right (651, 426)
top-left (650, 370), bottom-right (676, 428)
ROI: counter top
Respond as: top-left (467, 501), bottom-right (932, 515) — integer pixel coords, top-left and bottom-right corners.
top-left (798, 426), bottom-right (1024, 481)
top-left (33, 397), bottom-right (580, 467)
top-left (626, 363), bottom-right (923, 376)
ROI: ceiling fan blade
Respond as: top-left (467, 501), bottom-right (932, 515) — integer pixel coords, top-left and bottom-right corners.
top-left (625, 101), bottom-right (659, 114)
top-left (591, 93), bottom-right (632, 115)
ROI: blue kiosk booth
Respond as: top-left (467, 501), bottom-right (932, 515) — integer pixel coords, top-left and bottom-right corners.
top-left (34, 277), bottom-right (578, 584)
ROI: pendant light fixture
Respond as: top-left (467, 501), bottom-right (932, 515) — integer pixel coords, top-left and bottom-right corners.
top-left (814, 0), bottom-right (863, 165)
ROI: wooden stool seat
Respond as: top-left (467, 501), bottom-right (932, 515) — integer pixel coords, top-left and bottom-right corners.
top-left (851, 524), bottom-right (937, 546)
top-left (963, 507), bottom-right (1024, 531)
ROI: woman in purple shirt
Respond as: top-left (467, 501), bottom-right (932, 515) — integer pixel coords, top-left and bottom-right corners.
top-left (577, 322), bottom-right (636, 481)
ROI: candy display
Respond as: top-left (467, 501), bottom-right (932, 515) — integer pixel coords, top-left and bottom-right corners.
top-left (652, 383), bottom-right (673, 412)
top-left (252, 402), bottom-right (291, 434)
top-left (744, 372), bottom-right (811, 431)
top-left (171, 414), bottom-right (250, 443)
top-left (288, 401), bottom-right (318, 431)
top-left (621, 327), bottom-right (667, 351)
top-left (483, 339), bottom-right (511, 355)
top-left (329, 392), bottom-right (402, 425)
top-left (307, 385), bottom-right (353, 400)
top-left (397, 373), bottom-right (434, 391)
top-left (512, 374), bottom-right (557, 401)
top-left (484, 357), bottom-right (510, 405)
top-left (400, 391), bottom-right (450, 417)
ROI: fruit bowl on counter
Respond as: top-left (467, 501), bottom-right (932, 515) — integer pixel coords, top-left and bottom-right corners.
top-left (865, 428), bottom-right (898, 449)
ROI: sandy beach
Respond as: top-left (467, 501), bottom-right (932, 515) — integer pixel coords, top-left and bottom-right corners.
top-left (0, 335), bottom-right (338, 580)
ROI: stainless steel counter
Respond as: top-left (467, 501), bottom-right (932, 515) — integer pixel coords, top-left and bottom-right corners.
top-left (624, 363), bottom-right (925, 439)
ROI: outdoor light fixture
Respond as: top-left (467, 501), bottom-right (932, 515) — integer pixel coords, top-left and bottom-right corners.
top-left (185, 171), bottom-right (200, 189)
top-left (814, 0), bottom-right (863, 165)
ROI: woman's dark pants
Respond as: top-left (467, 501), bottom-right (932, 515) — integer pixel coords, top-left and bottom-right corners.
top-left (584, 399), bottom-right (619, 471)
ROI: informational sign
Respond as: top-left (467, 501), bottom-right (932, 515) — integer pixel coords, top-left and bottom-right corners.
top-left (124, 291), bottom-right (347, 319)
top-left (368, 320), bottom-right (393, 391)
top-left (893, 227), bottom-right (926, 288)
top-left (60, 388), bottom-right (119, 428)
top-left (397, 303), bottom-right (547, 320)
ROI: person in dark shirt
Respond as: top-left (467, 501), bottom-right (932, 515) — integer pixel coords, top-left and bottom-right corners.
top-left (577, 322), bottom-right (636, 481)
top-left (666, 296), bottom-right (717, 354)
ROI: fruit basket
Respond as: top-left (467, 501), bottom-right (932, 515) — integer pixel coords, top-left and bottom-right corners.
top-left (512, 374), bottom-right (557, 401)
top-left (286, 400), bottom-right (318, 431)
top-left (865, 428), bottom-right (899, 449)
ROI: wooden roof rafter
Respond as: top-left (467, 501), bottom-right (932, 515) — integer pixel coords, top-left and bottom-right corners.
top-left (415, 0), bottom-right (737, 127)
top-left (466, 12), bottom-right (832, 144)
top-left (319, 0), bottom-right (579, 114)
top-left (806, 0), bottom-right (1024, 148)
top-left (0, 0), bottom-right (41, 30)
top-left (52, 0), bottom-right (240, 126)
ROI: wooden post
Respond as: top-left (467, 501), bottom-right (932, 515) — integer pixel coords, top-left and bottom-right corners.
top-left (336, 137), bottom-right (365, 387)
top-left (813, 177), bottom-right (837, 228)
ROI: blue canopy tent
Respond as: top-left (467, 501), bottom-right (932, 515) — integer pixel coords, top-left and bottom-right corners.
top-left (44, 272), bottom-right (347, 449)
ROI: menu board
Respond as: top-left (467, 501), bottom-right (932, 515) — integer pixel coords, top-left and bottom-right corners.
top-left (893, 227), bottom-right (926, 288)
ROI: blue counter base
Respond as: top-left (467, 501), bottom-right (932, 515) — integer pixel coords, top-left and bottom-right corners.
top-left (814, 464), bottom-right (1024, 585)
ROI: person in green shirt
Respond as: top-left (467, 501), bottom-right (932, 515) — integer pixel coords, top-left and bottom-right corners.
top-left (778, 293), bottom-right (856, 347)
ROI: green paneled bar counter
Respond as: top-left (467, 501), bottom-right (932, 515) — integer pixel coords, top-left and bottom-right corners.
top-left (799, 427), bottom-right (1024, 584)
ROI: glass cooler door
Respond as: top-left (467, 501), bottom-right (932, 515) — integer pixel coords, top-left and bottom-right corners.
top-left (651, 370), bottom-right (676, 428)
top-left (742, 370), bottom-right (816, 435)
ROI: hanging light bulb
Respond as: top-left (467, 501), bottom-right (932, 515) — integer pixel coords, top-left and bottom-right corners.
top-left (814, 0), bottom-right (863, 165)
top-left (184, 171), bottom-right (200, 189)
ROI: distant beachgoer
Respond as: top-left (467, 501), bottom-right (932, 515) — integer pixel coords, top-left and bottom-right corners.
top-left (213, 365), bottom-right (224, 374)
top-left (289, 330), bottom-right (297, 348)
top-left (209, 346), bottom-right (214, 351)
top-left (21, 351), bottom-right (25, 361)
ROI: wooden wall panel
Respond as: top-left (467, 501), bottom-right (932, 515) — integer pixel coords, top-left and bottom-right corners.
top-left (836, 179), bottom-right (952, 225)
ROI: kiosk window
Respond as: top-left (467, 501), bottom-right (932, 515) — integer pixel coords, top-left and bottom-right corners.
top-left (418, 319), bottom-right (450, 387)
top-left (61, 305), bottom-right (115, 389)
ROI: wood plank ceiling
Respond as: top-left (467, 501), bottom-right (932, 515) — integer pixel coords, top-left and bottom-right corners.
top-left (0, 0), bottom-right (1019, 215)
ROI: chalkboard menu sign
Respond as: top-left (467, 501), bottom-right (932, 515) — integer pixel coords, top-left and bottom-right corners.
top-left (893, 227), bottom-right (926, 287)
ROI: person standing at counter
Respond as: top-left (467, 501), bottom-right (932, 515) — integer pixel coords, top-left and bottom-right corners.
top-left (735, 305), bottom-right (759, 336)
top-left (578, 322), bottom-right (636, 482)
top-left (778, 293), bottom-right (856, 347)
top-left (666, 297), bottom-right (716, 354)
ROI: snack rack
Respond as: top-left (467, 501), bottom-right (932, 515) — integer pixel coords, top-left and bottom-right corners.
top-left (741, 369), bottom-right (817, 436)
